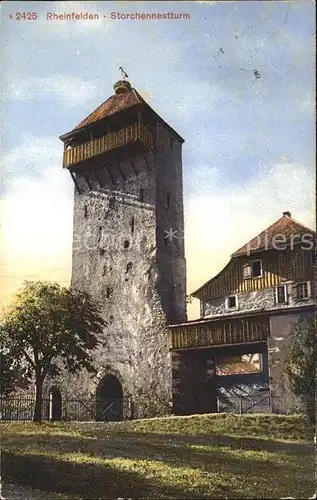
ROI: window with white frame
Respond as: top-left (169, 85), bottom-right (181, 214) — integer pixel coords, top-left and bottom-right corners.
top-left (226, 295), bottom-right (237, 309)
top-left (251, 259), bottom-right (262, 278)
top-left (243, 263), bottom-right (252, 279)
top-left (276, 285), bottom-right (287, 304)
top-left (296, 282), bottom-right (310, 300)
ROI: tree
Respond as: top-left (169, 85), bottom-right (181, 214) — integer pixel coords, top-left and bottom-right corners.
top-left (0, 352), bottom-right (21, 396)
top-left (286, 317), bottom-right (316, 425)
top-left (0, 281), bottom-right (105, 422)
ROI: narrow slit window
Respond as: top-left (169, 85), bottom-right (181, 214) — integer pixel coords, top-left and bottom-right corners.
top-left (166, 193), bottom-right (170, 208)
top-left (106, 287), bottom-right (113, 299)
top-left (84, 205), bottom-right (88, 218)
top-left (130, 216), bottom-right (135, 234)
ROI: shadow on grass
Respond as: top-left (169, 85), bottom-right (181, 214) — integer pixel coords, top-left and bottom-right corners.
top-left (1, 450), bottom-right (240, 500)
top-left (131, 431), bottom-right (315, 454)
top-left (2, 429), bottom-right (315, 499)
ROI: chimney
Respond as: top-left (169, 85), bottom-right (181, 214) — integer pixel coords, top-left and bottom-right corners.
top-left (283, 211), bottom-right (291, 217)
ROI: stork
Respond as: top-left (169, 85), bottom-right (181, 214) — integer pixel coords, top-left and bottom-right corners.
top-left (119, 66), bottom-right (129, 80)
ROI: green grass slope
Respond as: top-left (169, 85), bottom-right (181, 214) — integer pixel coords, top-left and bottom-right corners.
top-left (1, 414), bottom-right (314, 499)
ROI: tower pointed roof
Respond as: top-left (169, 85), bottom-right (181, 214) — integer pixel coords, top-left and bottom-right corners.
top-left (59, 80), bottom-right (184, 143)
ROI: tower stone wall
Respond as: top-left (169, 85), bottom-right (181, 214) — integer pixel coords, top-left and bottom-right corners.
top-left (60, 113), bottom-right (186, 418)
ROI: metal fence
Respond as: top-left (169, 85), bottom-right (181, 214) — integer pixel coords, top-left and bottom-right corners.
top-left (0, 392), bottom-right (276, 421)
top-left (0, 396), bottom-right (130, 422)
top-left (217, 392), bottom-right (272, 414)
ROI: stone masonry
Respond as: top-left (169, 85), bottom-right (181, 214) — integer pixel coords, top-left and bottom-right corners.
top-left (59, 118), bottom-right (187, 418)
top-left (202, 281), bottom-right (314, 317)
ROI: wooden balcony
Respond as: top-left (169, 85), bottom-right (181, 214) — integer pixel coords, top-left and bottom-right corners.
top-left (63, 123), bottom-right (154, 168)
top-left (170, 315), bottom-right (270, 350)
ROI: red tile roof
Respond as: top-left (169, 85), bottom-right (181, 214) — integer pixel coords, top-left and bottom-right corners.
top-left (231, 213), bottom-right (315, 257)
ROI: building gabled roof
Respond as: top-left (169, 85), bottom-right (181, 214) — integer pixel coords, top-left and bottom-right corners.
top-left (191, 212), bottom-right (315, 299)
top-left (231, 212), bottom-right (315, 257)
top-left (59, 83), bottom-right (184, 143)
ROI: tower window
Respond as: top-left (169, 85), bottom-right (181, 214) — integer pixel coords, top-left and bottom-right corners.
top-left (139, 188), bottom-right (144, 202)
top-left (102, 265), bottom-right (107, 276)
top-left (124, 240), bottom-right (130, 249)
top-left (126, 262), bottom-right (133, 273)
top-left (166, 193), bottom-right (170, 208)
top-left (106, 287), bottom-right (113, 299)
top-left (130, 216), bottom-right (135, 234)
top-left (251, 260), bottom-right (262, 278)
top-left (84, 205), bottom-right (88, 218)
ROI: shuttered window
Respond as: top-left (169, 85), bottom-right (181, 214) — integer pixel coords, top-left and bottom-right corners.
top-left (296, 282), bottom-right (309, 300)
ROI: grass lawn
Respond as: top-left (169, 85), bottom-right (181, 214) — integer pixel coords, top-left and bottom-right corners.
top-left (1, 413), bottom-right (315, 499)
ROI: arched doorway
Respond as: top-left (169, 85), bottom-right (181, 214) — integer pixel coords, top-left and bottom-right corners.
top-left (96, 374), bottom-right (123, 422)
top-left (49, 387), bottom-right (62, 422)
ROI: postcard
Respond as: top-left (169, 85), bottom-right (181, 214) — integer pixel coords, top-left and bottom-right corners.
top-left (1, 2), bottom-right (315, 499)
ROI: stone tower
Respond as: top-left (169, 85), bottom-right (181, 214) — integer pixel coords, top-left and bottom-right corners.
top-left (60, 79), bottom-right (186, 418)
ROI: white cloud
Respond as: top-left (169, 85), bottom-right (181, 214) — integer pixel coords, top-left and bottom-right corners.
top-left (1, 136), bottom-right (73, 280)
top-left (3, 75), bottom-right (99, 106)
top-left (0, 138), bottom-right (73, 309)
top-left (1, 166), bottom-right (73, 265)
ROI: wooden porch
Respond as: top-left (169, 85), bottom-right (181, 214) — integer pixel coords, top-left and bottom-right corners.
top-left (62, 123), bottom-right (154, 168)
top-left (170, 315), bottom-right (270, 350)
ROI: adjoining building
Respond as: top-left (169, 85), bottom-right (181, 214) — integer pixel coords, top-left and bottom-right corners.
top-left (171, 211), bottom-right (315, 415)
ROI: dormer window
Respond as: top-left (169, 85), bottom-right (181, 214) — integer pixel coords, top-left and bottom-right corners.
top-left (226, 295), bottom-right (237, 309)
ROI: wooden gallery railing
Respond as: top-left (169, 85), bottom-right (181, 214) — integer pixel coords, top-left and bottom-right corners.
top-left (171, 316), bottom-right (270, 349)
top-left (63, 123), bottom-right (154, 168)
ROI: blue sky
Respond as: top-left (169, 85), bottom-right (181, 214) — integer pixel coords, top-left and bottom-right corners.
top-left (1, 1), bottom-right (315, 317)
